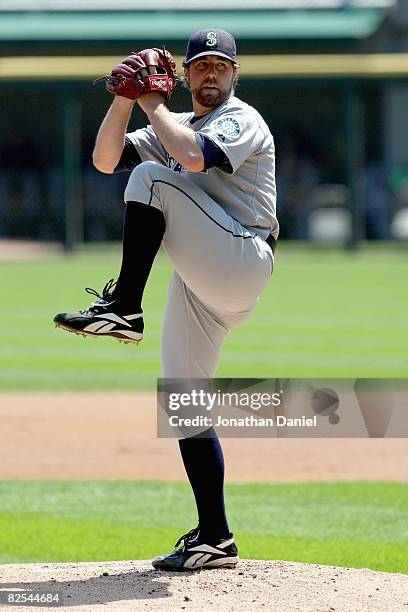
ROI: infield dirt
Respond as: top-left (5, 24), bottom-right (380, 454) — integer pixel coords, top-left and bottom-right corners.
top-left (1, 391), bottom-right (407, 611)
top-left (0, 391), bottom-right (407, 481)
top-left (1, 559), bottom-right (407, 611)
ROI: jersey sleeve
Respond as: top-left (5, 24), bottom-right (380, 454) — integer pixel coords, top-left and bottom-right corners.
top-left (197, 107), bottom-right (263, 174)
top-left (125, 125), bottom-right (167, 165)
top-left (113, 136), bottom-right (142, 173)
top-left (195, 133), bottom-right (232, 172)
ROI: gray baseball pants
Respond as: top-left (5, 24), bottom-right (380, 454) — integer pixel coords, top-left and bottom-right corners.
top-left (124, 161), bottom-right (274, 378)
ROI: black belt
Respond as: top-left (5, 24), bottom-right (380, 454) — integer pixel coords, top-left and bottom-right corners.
top-left (265, 233), bottom-right (277, 254)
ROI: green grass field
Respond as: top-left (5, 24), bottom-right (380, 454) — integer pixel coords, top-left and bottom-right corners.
top-left (0, 481), bottom-right (407, 573)
top-left (2, 244), bottom-right (407, 573)
top-left (2, 244), bottom-right (408, 389)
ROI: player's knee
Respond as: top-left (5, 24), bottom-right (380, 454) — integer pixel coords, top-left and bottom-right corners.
top-left (124, 161), bottom-right (171, 203)
top-left (125, 161), bottom-right (155, 202)
top-left (129, 160), bottom-right (160, 182)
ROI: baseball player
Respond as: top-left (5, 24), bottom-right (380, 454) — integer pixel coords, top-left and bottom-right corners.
top-left (54, 29), bottom-right (278, 570)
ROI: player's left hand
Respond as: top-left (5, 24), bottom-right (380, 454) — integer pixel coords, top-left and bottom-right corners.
top-left (94, 47), bottom-right (178, 102)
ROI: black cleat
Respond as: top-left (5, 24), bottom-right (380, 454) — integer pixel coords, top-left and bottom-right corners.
top-left (152, 527), bottom-right (239, 571)
top-left (53, 279), bottom-right (143, 344)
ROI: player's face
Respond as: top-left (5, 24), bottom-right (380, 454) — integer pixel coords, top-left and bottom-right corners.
top-left (185, 56), bottom-right (237, 110)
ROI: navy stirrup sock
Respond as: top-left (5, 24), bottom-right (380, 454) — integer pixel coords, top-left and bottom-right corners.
top-left (116, 204), bottom-right (229, 541)
top-left (178, 427), bottom-right (230, 542)
top-left (113, 201), bottom-right (165, 311)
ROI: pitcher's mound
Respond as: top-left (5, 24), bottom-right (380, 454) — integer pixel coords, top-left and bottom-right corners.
top-left (1, 559), bottom-right (407, 611)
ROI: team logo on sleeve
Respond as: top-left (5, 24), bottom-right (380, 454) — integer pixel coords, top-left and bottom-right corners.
top-left (214, 116), bottom-right (241, 141)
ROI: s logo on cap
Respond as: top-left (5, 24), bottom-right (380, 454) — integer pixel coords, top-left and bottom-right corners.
top-left (183, 29), bottom-right (237, 66)
top-left (206, 32), bottom-right (217, 47)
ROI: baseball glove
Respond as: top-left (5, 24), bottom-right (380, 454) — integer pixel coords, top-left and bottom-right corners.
top-left (94, 46), bottom-right (177, 102)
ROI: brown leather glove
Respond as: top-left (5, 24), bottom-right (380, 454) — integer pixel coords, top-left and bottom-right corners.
top-left (95, 47), bottom-right (177, 102)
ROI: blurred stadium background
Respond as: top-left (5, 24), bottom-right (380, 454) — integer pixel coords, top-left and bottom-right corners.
top-left (1, 2), bottom-right (408, 581)
top-left (1, 0), bottom-right (408, 248)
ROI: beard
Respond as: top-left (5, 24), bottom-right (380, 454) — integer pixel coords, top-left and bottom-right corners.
top-left (194, 87), bottom-right (225, 108)
top-left (192, 80), bottom-right (233, 109)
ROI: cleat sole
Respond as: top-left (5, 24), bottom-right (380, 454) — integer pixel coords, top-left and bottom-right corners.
top-left (153, 561), bottom-right (238, 572)
top-left (54, 322), bottom-right (142, 345)
top-left (153, 564), bottom-right (237, 572)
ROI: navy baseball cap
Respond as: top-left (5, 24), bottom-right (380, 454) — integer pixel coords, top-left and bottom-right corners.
top-left (183, 29), bottom-right (237, 66)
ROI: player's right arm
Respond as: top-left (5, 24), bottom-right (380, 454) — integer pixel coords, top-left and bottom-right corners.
top-left (93, 97), bottom-right (136, 174)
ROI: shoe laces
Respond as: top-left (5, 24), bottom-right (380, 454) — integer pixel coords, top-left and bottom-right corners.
top-left (175, 527), bottom-right (200, 550)
top-left (82, 278), bottom-right (117, 312)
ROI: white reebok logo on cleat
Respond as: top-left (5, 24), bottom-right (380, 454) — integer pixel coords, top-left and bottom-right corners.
top-left (93, 312), bottom-right (137, 327)
top-left (188, 543), bottom-right (227, 555)
top-left (84, 312), bottom-right (143, 340)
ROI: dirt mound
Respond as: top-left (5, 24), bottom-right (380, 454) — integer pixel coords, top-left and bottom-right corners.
top-left (0, 559), bottom-right (406, 611)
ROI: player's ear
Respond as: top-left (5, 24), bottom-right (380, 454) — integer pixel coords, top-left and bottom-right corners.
top-left (232, 64), bottom-right (239, 93)
top-left (183, 66), bottom-right (190, 87)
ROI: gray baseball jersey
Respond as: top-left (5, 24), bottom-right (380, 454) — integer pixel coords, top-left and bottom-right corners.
top-left (126, 96), bottom-right (279, 240)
